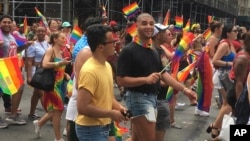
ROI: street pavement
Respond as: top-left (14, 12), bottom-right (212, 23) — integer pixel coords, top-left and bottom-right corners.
top-left (0, 84), bottom-right (221, 141)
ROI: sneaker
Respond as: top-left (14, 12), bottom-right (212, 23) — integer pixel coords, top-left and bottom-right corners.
top-left (28, 114), bottom-right (40, 119)
top-left (54, 138), bottom-right (64, 141)
top-left (33, 120), bottom-right (41, 138)
top-left (6, 115), bottom-right (26, 125)
top-left (63, 128), bottom-right (67, 136)
top-left (175, 102), bottom-right (185, 110)
top-left (0, 117), bottom-right (8, 129)
top-left (194, 108), bottom-right (209, 117)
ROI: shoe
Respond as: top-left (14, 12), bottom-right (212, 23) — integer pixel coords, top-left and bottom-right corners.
top-left (33, 120), bottom-right (41, 138)
top-left (0, 117), bottom-right (8, 129)
top-left (194, 108), bottom-right (209, 117)
top-left (6, 115), bottom-right (26, 125)
top-left (170, 121), bottom-right (182, 129)
top-left (206, 124), bottom-right (220, 138)
top-left (28, 114), bottom-right (40, 119)
top-left (175, 102), bottom-right (185, 110)
top-left (63, 128), bottom-right (67, 136)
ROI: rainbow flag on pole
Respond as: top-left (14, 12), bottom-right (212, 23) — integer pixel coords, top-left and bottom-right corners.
top-left (203, 28), bottom-right (212, 40)
top-left (122, 2), bottom-right (140, 19)
top-left (70, 25), bottom-right (83, 45)
top-left (23, 15), bottom-right (28, 35)
top-left (34, 7), bottom-right (48, 28)
top-left (163, 9), bottom-right (170, 26)
top-left (127, 23), bottom-right (137, 37)
top-left (0, 57), bottom-right (24, 95)
top-left (183, 19), bottom-right (191, 33)
top-left (174, 16), bottom-right (183, 30)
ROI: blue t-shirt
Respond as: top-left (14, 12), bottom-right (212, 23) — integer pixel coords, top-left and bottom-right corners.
top-left (72, 35), bottom-right (88, 62)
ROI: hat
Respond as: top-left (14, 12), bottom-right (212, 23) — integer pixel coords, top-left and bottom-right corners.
top-left (109, 20), bottom-right (117, 26)
top-left (62, 21), bottom-right (71, 28)
top-left (153, 23), bottom-right (168, 36)
top-left (19, 23), bottom-right (24, 27)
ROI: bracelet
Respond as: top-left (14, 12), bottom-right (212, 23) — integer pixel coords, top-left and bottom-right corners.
top-left (182, 87), bottom-right (188, 93)
top-left (55, 62), bottom-right (59, 67)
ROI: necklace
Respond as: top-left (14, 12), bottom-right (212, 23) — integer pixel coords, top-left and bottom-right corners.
top-left (133, 35), bottom-right (152, 49)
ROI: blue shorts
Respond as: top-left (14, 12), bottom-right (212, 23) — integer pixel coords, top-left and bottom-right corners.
top-left (156, 100), bottom-right (170, 130)
top-left (75, 124), bottom-right (110, 141)
top-left (125, 90), bottom-right (157, 122)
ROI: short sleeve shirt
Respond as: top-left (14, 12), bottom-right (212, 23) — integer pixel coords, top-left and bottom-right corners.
top-left (26, 41), bottom-right (49, 63)
top-left (1, 33), bottom-right (18, 58)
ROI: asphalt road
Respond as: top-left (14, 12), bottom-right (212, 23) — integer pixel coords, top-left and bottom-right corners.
top-left (0, 84), bottom-right (221, 141)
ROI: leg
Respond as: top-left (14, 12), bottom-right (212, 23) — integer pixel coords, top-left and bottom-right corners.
top-left (11, 87), bottom-right (23, 116)
top-left (2, 94), bottom-right (11, 110)
top-left (29, 88), bottom-right (43, 118)
top-left (52, 110), bottom-right (63, 140)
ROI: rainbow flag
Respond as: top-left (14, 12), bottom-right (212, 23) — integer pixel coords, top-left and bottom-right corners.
top-left (12, 33), bottom-right (27, 46)
top-left (187, 49), bottom-right (199, 64)
top-left (203, 28), bottom-right (212, 40)
top-left (122, 2), bottom-right (140, 19)
top-left (0, 57), bottom-right (24, 95)
top-left (171, 32), bottom-right (194, 78)
top-left (114, 122), bottom-right (129, 141)
top-left (166, 86), bottom-right (174, 102)
top-left (127, 23), bottom-right (137, 37)
top-left (183, 19), bottom-right (191, 33)
top-left (163, 9), bottom-right (170, 26)
top-left (23, 15), bottom-right (28, 35)
top-left (174, 16), bottom-right (183, 30)
top-left (34, 7), bottom-right (48, 28)
top-left (177, 62), bottom-right (195, 82)
top-left (70, 25), bottom-right (83, 45)
top-left (207, 15), bottom-right (214, 23)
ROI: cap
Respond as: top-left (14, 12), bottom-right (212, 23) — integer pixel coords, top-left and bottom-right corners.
top-left (62, 21), bottom-right (71, 28)
top-left (109, 20), bottom-right (117, 26)
top-left (19, 23), bottom-right (24, 27)
top-left (153, 23), bottom-right (168, 36)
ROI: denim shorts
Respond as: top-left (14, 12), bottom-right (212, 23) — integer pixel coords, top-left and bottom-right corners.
top-left (75, 124), bottom-right (110, 141)
top-left (125, 90), bottom-right (157, 122)
top-left (156, 100), bottom-right (170, 130)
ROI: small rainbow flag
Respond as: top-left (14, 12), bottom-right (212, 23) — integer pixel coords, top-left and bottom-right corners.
top-left (23, 15), bottom-right (28, 35)
top-left (203, 28), bottom-right (212, 40)
top-left (207, 15), bottom-right (214, 23)
top-left (34, 7), bottom-right (48, 28)
top-left (177, 62), bottom-right (195, 82)
top-left (12, 33), bottom-right (27, 46)
top-left (163, 9), bottom-right (170, 26)
top-left (114, 122), bottom-right (129, 141)
top-left (122, 2), bottom-right (140, 19)
top-left (183, 19), bottom-right (191, 33)
top-left (0, 57), bottom-right (24, 95)
top-left (127, 23), bottom-right (137, 37)
top-left (70, 25), bottom-right (83, 45)
top-left (175, 16), bottom-right (183, 30)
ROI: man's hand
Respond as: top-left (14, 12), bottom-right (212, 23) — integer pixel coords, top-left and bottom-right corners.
top-left (145, 72), bottom-right (161, 84)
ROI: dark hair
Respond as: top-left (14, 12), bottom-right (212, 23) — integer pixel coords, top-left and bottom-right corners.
top-left (209, 20), bottom-right (223, 33)
top-left (49, 31), bottom-right (62, 45)
top-left (221, 24), bottom-right (234, 39)
top-left (86, 24), bottom-right (112, 52)
top-left (82, 17), bottom-right (102, 31)
top-left (174, 32), bottom-right (183, 47)
top-left (243, 32), bottom-right (250, 53)
top-left (48, 19), bottom-right (57, 27)
top-left (0, 15), bottom-right (13, 22)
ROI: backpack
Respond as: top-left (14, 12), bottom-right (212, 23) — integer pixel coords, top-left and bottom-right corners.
top-left (234, 84), bottom-right (250, 125)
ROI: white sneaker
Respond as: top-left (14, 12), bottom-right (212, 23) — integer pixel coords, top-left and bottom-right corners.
top-left (33, 120), bottom-right (41, 138)
top-left (6, 115), bottom-right (26, 125)
top-left (175, 102), bottom-right (185, 110)
top-left (63, 128), bottom-right (67, 136)
top-left (194, 108), bottom-right (209, 117)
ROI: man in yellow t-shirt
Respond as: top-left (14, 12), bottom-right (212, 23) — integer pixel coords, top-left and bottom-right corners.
top-left (75, 24), bottom-right (127, 141)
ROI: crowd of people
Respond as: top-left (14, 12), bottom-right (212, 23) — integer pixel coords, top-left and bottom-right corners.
top-left (0, 11), bottom-right (250, 141)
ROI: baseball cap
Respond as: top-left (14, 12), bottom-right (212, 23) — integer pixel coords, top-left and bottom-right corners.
top-left (109, 20), bottom-right (117, 26)
top-left (153, 23), bottom-right (169, 36)
top-left (62, 21), bottom-right (71, 28)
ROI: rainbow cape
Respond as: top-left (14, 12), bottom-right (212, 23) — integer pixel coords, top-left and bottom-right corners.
top-left (122, 2), bottom-right (140, 19)
top-left (0, 57), bottom-right (24, 95)
top-left (12, 33), bottom-right (27, 46)
top-left (70, 25), bottom-right (83, 45)
top-left (127, 23), bottom-right (137, 37)
top-left (34, 7), bottom-right (48, 28)
top-left (163, 9), bottom-right (170, 26)
top-left (196, 49), bottom-right (213, 112)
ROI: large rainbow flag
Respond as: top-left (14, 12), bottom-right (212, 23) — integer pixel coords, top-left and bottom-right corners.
top-left (0, 57), bottom-right (24, 95)
top-left (122, 2), bottom-right (140, 19)
top-left (70, 25), bottom-right (83, 45)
